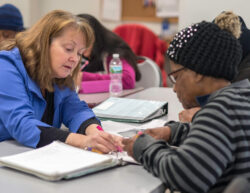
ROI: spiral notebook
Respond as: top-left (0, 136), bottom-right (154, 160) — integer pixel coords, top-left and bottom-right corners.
top-left (0, 141), bottom-right (137, 181)
top-left (93, 97), bottom-right (168, 123)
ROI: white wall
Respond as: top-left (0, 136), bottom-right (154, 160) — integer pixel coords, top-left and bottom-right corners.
top-left (2, 0), bottom-right (249, 35)
top-left (0, 0), bottom-right (163, 35)
top-left (179, 0), bottom-right (250, 29)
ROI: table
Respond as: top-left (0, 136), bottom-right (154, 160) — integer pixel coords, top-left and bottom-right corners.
top-left (79, 87), bottom-right (144, 108)
top-left (0, 87), bottom-right (183, 193)
top-left (126, 87), bottom-right (183, 121)
top-left (0, 140), bottom-right (165, 193)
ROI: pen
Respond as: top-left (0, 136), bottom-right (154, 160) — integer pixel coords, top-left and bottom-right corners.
top-left (85, 147), bottom-right (103, 154)
top-left (80, 58), bottom-right (89, 71)
top-left (135, 131), bottom-right (144, 139)
top-left (97, 125), bottom-right (104, 131)
top-left (97, 125), bottom-right (123, 152)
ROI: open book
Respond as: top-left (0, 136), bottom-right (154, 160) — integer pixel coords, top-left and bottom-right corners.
top-left (93, 97), bottom-right (168, 123)
top-left (0, 141), bottom-right (137, 181)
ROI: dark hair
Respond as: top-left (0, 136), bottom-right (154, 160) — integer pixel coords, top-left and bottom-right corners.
top-left (77, 14), bottom-right (141, 81)
top-left (238, 16), bottom-right (250, 61)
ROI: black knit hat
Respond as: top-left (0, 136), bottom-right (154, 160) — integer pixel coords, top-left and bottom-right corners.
top-left (166, 21), bottom-right (242, 81)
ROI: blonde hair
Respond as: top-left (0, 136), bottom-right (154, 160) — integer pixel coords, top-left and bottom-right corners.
top-left (0, 10), bottom-right (94, 92)
top-left (214, 11), bottom-right (241, 39)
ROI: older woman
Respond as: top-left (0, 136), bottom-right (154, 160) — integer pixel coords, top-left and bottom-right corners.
top-left (0, 10), bottom-right (120, 153)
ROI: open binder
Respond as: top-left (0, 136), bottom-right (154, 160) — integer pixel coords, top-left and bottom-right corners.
top-left (93, 97), bottom-right (168, 123)
top-left (0, 141), bottom-right (137, 181)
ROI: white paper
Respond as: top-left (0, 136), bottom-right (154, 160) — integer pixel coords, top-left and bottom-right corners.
top-left (102, 120), bottom-right (135, 134)
top-left (156, 0), bottom-right (179, 17)
top-left (102, 119), bottom-right (167, 136)
top-left (102, 0), bottom-right (122, 21)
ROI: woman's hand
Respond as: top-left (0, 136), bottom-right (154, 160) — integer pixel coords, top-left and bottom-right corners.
top-left (86, 124), bottom-right (123, 153)
top-left (84, 130), bottom-right (119, 153)
top-left (66, 124), bottom-right (122, 153)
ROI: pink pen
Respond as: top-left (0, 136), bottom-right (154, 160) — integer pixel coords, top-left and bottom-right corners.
top-left (97, 125), bottom-right (104, 131)
top-left (80, 61), bottom-right (89, 71)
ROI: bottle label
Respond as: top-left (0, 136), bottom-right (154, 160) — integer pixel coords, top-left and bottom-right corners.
top-left (110, 66), bottom-right (122, 74)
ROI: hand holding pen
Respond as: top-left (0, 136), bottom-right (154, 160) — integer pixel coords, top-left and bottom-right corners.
top-left (97, 126), bottom-right (123, 153)
top-left (84, 124), bottom-right (123, 154)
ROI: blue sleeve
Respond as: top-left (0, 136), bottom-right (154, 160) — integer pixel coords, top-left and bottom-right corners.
top-left (0, 55), bottom-right (50, 148)
top-left (59, 89), bottom-right (99, 133)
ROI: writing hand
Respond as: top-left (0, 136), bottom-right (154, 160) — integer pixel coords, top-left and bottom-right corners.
top-left (86, 130), bottom-right (119, 153)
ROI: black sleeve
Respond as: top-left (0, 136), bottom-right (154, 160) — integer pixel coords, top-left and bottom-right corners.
top-left (77, 117), bottom-right (101, 135)
top-left (164, 120), bottom-right (191, 146)
top-left (37, 126), bottom-right (70, 148)
top-left (37, 118), bottom-right (100, 148)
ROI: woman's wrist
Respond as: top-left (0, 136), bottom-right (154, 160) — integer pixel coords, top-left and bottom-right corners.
top-left (85, 124), bottom-right (100, 135)
top-left (65, 133), bottom-right (88, 149)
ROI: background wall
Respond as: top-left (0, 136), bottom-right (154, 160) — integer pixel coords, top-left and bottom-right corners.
top-left (179, 0), bottom-right (250, 29)
top-left (1, 0), bottom-right (250, 35)
top-left (0, 0), bottom-right (163, 35)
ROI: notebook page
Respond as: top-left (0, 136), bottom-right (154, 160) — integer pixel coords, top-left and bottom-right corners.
top-left (108, 151), bottom-right (138, 164)
top-left (101, 120), bottom-right (135, 134)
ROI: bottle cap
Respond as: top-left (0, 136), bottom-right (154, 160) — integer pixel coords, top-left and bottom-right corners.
top-left (113, 53), bottom-right (119, 58)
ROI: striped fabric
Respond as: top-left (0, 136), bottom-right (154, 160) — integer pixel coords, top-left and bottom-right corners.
top-left (134, 80), bottom-right (250, 193)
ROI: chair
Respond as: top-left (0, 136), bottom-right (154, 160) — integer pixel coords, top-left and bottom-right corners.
top-left (135, 56), bottom-right (162, 88)
top-left (113, 24), bottom-right (168, 86)
top-left (223, 177), bottom-right (250, 193)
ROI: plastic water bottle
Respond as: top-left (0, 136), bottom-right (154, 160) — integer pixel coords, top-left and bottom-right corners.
top-left (109, 53), bottom-right (123, 96)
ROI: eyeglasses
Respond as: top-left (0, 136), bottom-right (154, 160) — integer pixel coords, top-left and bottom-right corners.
top-left (168, 67), bottom-right (186, 84)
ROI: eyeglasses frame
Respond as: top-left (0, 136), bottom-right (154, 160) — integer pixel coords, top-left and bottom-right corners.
top-left (168, 67), bottom-right (186, 84)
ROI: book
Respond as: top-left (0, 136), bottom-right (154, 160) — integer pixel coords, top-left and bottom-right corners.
top-left (93, 97), bottom-right (168, 123)
top-left (0, 141), bottom-right (137, 181)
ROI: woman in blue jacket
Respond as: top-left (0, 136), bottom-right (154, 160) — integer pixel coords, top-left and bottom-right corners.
top-left (0, 10), bottom-right (119, 153)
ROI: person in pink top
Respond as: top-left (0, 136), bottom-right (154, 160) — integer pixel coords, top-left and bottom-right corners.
top-left (76, 14), bottom-right (141, 93)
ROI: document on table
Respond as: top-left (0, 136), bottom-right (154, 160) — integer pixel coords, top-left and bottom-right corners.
top-left (102, 119), bottom-right (167, 137)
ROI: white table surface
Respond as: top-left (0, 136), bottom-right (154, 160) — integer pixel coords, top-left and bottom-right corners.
top-left (0, 87), bottom-right (182, 193)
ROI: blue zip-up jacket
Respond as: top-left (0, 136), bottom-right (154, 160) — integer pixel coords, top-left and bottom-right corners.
top-left (0, 47), bottom-right (96, 148)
